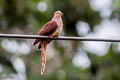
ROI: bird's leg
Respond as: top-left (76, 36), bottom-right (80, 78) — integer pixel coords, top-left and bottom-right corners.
top-left (40, 42), bottom-right (48, 75)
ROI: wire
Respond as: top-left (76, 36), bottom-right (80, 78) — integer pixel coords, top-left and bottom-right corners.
top-left (0, 34), bottom-right (120, 42)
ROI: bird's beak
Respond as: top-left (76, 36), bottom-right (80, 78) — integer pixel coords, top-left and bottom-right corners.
top-left (61, 13), bottom-right (63, 16)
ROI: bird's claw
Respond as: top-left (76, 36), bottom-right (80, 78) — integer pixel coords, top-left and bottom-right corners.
top-left (49, 35), bottom-right (53, 39)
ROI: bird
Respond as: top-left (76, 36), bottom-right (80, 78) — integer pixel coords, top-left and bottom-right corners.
top-left (33, 11), bottom-right (63, 75)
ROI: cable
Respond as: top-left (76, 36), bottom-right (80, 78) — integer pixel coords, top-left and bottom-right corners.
top-left (0, 34), bottom-right (120, 42)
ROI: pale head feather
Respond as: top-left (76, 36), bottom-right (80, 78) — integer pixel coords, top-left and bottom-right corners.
top-left (54, 11), bottom-right (63, 16)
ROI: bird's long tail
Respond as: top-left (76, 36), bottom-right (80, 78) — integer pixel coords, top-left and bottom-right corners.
top-left (40, 41), bottom-right (48, 75)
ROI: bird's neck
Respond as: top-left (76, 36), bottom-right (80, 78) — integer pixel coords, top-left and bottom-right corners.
top-left (52, 15), bottom-right (61, 20)
top-left (52, 16), bottom-right (62, 26)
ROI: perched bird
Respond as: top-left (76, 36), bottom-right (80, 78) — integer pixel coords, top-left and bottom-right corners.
top-left (33, 11), bottom-right (63, 75)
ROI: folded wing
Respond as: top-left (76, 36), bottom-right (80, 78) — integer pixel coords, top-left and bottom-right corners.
top-left (33, 21), bottom-right (58, 46)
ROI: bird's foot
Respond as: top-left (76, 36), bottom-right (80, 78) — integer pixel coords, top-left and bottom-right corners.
top-left (49, 35), bottom-right (53, 39)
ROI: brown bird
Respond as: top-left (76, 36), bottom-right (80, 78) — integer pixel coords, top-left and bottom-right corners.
top-left (33, 11), bottom-right (63, 75)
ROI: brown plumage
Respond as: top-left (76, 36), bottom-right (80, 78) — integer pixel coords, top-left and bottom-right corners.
top-left (33, 11), bottom-right (63, 75)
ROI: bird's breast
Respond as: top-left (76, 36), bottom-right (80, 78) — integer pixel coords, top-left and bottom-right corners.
top-left (52, 25), bottom-right (63, 37)
top-left (52, 17), bottom-right (63, 37)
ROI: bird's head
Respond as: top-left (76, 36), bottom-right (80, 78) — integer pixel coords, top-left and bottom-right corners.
top-left (54, 11), bottom-right (63, 17)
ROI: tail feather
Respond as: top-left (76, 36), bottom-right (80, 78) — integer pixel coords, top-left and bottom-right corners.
top-left (38, 42), bottom-right (41, 49)
top-left (40, 42), bottom-right (48, 75)
top-left (40, 51), bottom-right (46, 75)
top-left (33, 39), bottom-right (40, 46)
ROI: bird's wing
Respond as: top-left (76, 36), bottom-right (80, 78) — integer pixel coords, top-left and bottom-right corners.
top-left (37, 21), bottom-right (58, 35)
top-left (33, 21), bottom-right (58, 46)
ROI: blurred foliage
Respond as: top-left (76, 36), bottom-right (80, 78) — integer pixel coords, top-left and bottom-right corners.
top-left (0, 0), bottom-right (120, 80)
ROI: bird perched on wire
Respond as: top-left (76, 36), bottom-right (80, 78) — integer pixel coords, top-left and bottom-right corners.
top-left (33, 11), bottom-right (63, 75)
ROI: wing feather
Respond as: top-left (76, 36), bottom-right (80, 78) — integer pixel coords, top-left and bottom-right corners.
top-left (33, 21), bottom-right (58, 46)
top-left (37, 21), bottom-right (58, 35)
